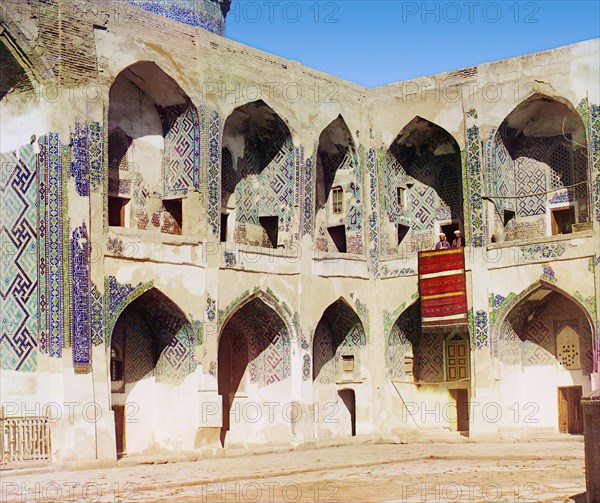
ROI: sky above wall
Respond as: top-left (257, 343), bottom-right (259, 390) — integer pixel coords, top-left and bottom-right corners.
top-left (225, 0), bottom-right (600, 87)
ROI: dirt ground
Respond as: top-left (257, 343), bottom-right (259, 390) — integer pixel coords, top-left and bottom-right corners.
top-left (0, 440), bottom-right (587, 503)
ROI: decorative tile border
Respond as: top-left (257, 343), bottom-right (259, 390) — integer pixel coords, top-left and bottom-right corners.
top-left (207, 110), bottom-right (221, 236)
top-left (577, 99), bottom-right (600, 223)
top-left (71, 223), bottom-right (91, 373)
top-left (520, 243), bottom-right (567, 261)
top-left (541, 265), bottom-right (558, 283)
top-left (466, 122), bottom-right (484, 247)
top-left (90, 283), bottom-right (104, 346)
top-left (302, 147), bottom-right (316, 237)
top-left (70, 123), bottom-right (90, 197)
top-left (128, 0), bottom-right (226, 34)
top-left (46, 133), bottom-right (67, 358)
top-left (574, 291), bottom-right (597, 319)
top-left (474, 309), bottom-right (489, 349)
top-left (380, 265), bottom-right (415, 278)
top-left (105, 276), bottom-right (154, 344)
top-left (205, 294), bottom-right (216, 322)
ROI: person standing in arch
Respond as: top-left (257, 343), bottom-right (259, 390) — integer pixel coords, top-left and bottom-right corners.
top-left (452, 230), bottom-right (463, 248)
top-left (435, 233), bottom-right (451, 250)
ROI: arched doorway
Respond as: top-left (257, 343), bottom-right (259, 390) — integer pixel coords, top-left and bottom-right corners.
top-left (488, 94), bottom-right (589, 242)
top-left (386, 301), bottom-right (470, 432)
top-left (220, 100), bottom-right (294, 248)
top-left (314, 115), bottom-right (361, 254)
top-left (218, 297), bottom-right (292, 446)
top-left (493, 284), bottom-right (594, 433)
top-left (313, 299), bottom-right (367, 438)
top-left (109, 288), bottom-right (196, 457)
top-left (384, 116), bottom-right (463, 253)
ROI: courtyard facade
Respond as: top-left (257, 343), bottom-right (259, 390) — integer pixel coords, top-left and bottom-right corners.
top-left (0, 0), bottom-right (598, 465)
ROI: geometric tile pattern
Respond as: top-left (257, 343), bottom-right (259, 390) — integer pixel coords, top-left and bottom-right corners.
top-left (313, 300), bottom-right (366, 384)
top-left (207, 110), bottom-right (221, 236)
top-left (489, 119), bottom-right (591, 232)
top-left (71, 223), bottom-right (91, 373)
top-left (90, 282), bottom-right (104, 346)
top-left (220, 298), bottom-right (291, 387)
top-left (0, 144), bottom-right (39, 371)
top-left (111, 288), bottom-right (196, 383)
top-left (302, 148), bottom-right (315, 237)
top-left (515, 155), bottom-right (546, 216)
top-left (229, 130), bottom-right (296, 246)
top-left (89, 122), bottom-right (104, 191)
top-left (417, 331), bottom-right (445, 382)
top-left (520, 243), bottom-right (566, 261)
top-left (385, 127), bottom-right (462, 253)
top-left (492, 288), bottom-right (594, 373)
top-left (70, 123), bottom-right (90, 197)
top-left (367, 147), bottom-right (379, 273)
top-left (163, 105), bottom-right (201, 197)
top-left (474, 310), bottom-right (489, 349)
top-left (128, 0), bottom-right (226, 35)
top-left (45, 133), bottom-right (67, 357)
top-left (105, 276), bottom-right (154, 344)
top-left (577, 99), bottom-right (600, 223)
top-left (386, 301), bottom-right (419, 379)
top-left (466, 123), bottom-right (484, 247)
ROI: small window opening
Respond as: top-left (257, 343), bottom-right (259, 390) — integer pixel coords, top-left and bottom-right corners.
top-left (397, 187), bottom-right (405, 208)
top-left (259, 216), bottom-right (279, 248)
top-left (163, 199), bottom-right (183, 235)
top-left (327, 225), bottom-right (347, 253)
top-left (398, 224), bottom-right (410, 246)
top-left (342, 355), bottom-right (355, 372)
top-left (108, 196), bottom-right (129, 227)
top-left (220, 213), bottom-right (229, 242)
top-left (503, 209), bottom-right (515, 227)
top-left (332, 187), bottom-right (344, 214)
top-left (551, 207), bottom-right (575, 235)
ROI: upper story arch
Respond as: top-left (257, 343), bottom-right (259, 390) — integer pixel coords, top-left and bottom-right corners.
top-left (107, 61), bottom-right (198, 235)
top-left (220, 99), bottom-right (296, 248)
top-left (382, 116), bottom-right (464, 255)
top-left (314, 115), bottom-right (363, 255)
top-left (486, 93), bottom-right (589, 243)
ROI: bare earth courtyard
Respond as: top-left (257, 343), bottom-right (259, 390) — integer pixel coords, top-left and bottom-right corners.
top-left (0, 440), bottom-right (586, 503)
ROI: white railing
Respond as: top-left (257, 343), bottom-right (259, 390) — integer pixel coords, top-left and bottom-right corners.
top-left (0, 408), bottom-right (51, 465)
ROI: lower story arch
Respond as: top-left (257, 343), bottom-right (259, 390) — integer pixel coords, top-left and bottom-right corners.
top-left (218, 297), bottom-right (292, 447)
top-left (312, 299), bottom-right (367, 438)
top-left (386, 300), bottom-right (471, 433)
top-left (109, 288), bottom-right (196, 457)
top-left (493, 285), bottom-right (593, 433)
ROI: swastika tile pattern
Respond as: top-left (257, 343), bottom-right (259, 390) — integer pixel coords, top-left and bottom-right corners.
top-left (111, 288), bottom-right (196, 382)
top-left (220, 298), bottom-right (291, 387)
top-left (0, 144), bottom-right (38, 371)
top-left (163, 105), bottom-right (201, 197)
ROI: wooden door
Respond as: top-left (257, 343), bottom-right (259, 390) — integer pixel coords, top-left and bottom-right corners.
top-left (449, 389), bottom-right (469, 432)
top-left (558, 386), bottom-right (583, 434)
top-left (446, 341), bottom-right (469, 381)
top-left (113, 405), bottom-right (125, 458)
top-left (569, 386), bottom-right (583, 433)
